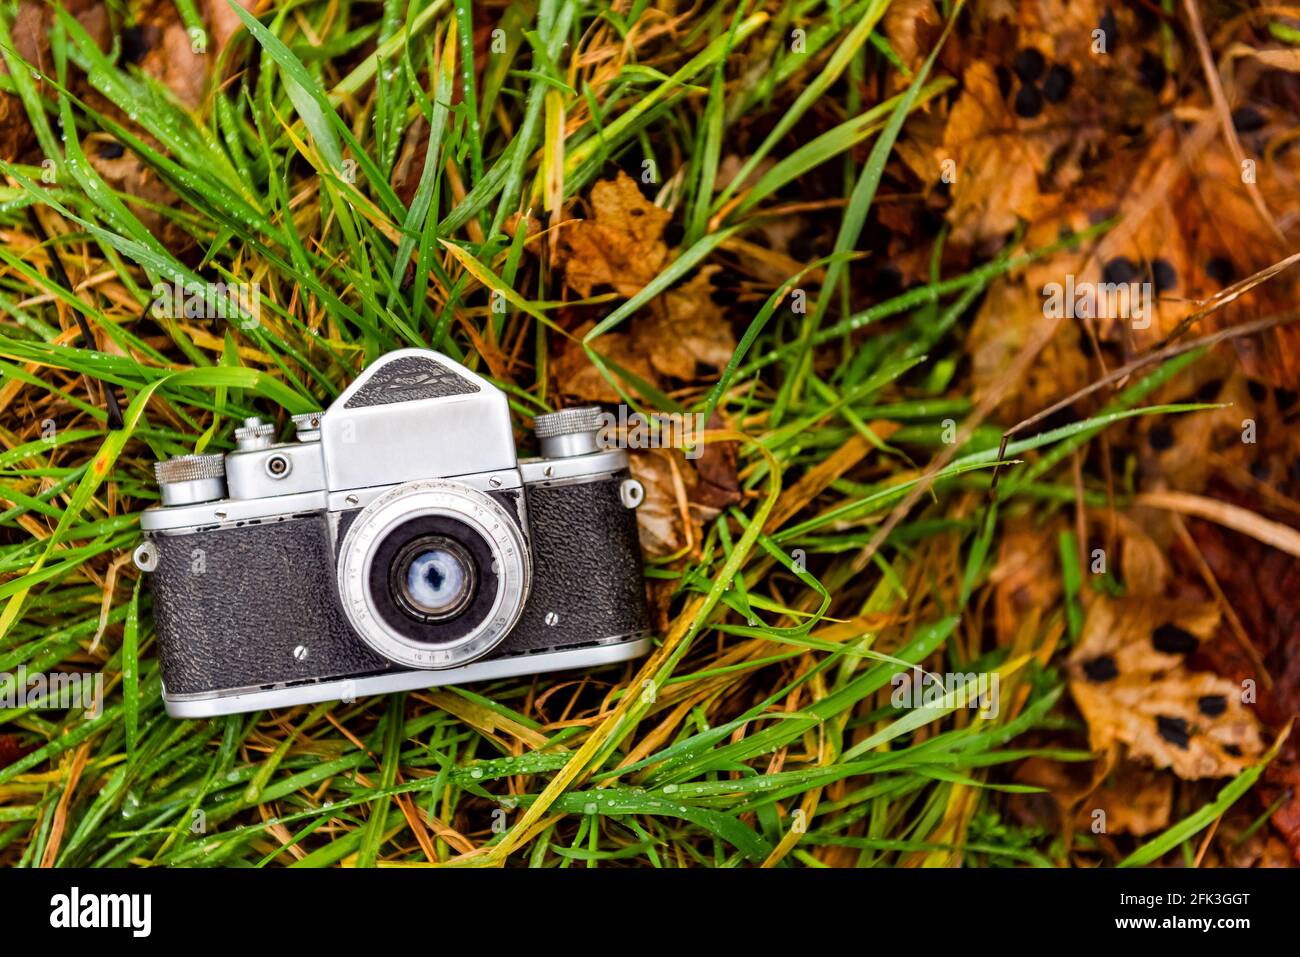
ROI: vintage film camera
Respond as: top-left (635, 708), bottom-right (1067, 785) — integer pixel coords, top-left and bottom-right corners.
top-left (134, 350), bottom-right (652, 717)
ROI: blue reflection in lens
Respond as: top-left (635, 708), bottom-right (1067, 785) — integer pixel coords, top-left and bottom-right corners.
top-left (404, 546), bottom-right (470, 614)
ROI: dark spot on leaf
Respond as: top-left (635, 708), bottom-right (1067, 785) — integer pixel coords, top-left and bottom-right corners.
top-left (1043, 64), bottom-right (1073, 103)
top-left (1082, 655), bottom-right (1119, 682)
top-left (1014, 83), bottom-right (1043, 118)
top-left (1013, 47), bottom-right (1046, 82)
top-left (1039, 404), bottom-right (1081, 433)
top-left (868, 223), bottom-right (893, 253)
top-left (1193, 379), bottom-right (1222, 403)
top-left (789, 229), bottom-right (823, 262)
top-left (917, 208), bottom-right (945, 234)
top-left (1098, 8), bottom-right (1118, 48)
top-left (1153, 622), bottom-right (1198, 654)
top-left (1077, 327), bottom-right (1096, 357)
top-left (1197, 694), bottom-right (1227, 717)
top-left (121, 26), bottom-right (148, 65)
top-left (1232, 106), bottom-right (1266, 133)
top-left (872, 266), bottom-right (903, 299)
top-left (1147, 423), bottom-right (1174, 451)
top-left (1156, 714), bottom-right (1190, 749)
top-left (1151, 258), bottom-right (1176, 293)
top-left (995, 65), bottom-right (1013, 100)
top-left (1138, 50), bottom-right (1167, 92)
top-left (1205, 257), bottom-right (1235, 285)
top-left (709, 286), bottom-right (739, 308)
top-left (1102, 256), bottom-right (1138, 285)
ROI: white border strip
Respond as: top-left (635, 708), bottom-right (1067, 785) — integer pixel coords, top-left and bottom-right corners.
top-left (163, 638), bottom-right (653, 718)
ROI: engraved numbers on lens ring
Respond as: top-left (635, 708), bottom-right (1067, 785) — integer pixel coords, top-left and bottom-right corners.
top-left (336, 479), bottom-right (531, 670)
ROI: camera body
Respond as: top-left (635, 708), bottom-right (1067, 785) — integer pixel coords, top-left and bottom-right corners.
top-left (135, 350), bottom-right (651, 718)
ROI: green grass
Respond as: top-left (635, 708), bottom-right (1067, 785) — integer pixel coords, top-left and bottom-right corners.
top-left (0, 0), bottom-right (1263, 867)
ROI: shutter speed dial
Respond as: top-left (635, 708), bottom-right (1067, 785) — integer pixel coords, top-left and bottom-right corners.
top-left (533, 407), bottom-right (605, 458)
top-left (154, 453), bottom-right (227, 506)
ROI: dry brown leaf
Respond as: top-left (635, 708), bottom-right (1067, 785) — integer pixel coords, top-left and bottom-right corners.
top-left (1115, 512), bottom-right (1171, 598)
top-left (938, 60), bottom-right (1047, 245)
top-left (966, 270), bottom-right (1091, 423)
top-left (1010, 753), bottom-right (1107, 834)
top-left (203, 0), bottom-right (255, 57)
top-left (625, 443), bottom-right (740, 560)
top-left (1136, 368), bottom-right (1254, 496)
top-left (1074, 761), bottom-right (1173, 837)
top-left (1136, 490), bottom-right (1300, 560)
top-left (1015, 754), bottom-right (1172, 839)
top-left (1221, 824), bottom-right (1295, 868)
top-left (136, 0), bottom-right (207, 109)
top-left (85, 134), bottom-right (191, 250)
top-left (715, 153), bottom-right (774, 197)
top-left (550, 320), bottom-right (657, 403)
top-left (0, 89), bottom-right (35, 164)
top-left (883, 0), bottom-right (943, 77)
top-left (557, 171), bottom-right (671, 297)
top-left (627, 450), bottom-right (693, 558)
top-left (989, 518), bottom-right (1063, 645)
top-left (1068, 596), bottom-right (1265, 779)
top-left (692, 411), bottom-right (741, 510)
top-left (635, 268), bottom-right (735, 381)
top-left (3, 0), bottom-right (109, 160)
top-left (130, 0), bottom-right (253, 109)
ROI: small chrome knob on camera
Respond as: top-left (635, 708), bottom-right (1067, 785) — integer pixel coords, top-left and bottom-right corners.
top-left (154, 453), bottom-right (227, 506)
top-left (235, 416), bottom-right (275, 451)
top-left (292, 411), bottom-right (324, 442)
top-left (533, 406), bottom-right (605, 458)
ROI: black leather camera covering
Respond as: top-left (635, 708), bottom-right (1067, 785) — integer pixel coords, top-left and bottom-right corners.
top-left (149, 471), bottom-right (650, 698)
top-left (150, 515), bottom-right (394, 695)
top-left (512, 471), bottom-right (651, 650)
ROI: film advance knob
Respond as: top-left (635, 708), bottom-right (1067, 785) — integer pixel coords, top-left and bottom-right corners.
top-left (154, 453), bottom-right (227, 506)
top-left (533, 406), bottom-right (606, 458)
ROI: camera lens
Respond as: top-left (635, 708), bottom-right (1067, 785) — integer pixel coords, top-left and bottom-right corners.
top-left (392, 536), bottom-right (476, 621)
top-left (337, 479), bottom-right (531, 670)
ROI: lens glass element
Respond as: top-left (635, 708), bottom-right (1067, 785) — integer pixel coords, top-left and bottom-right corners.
top-left (392, 536), bottom-right (476, 621)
